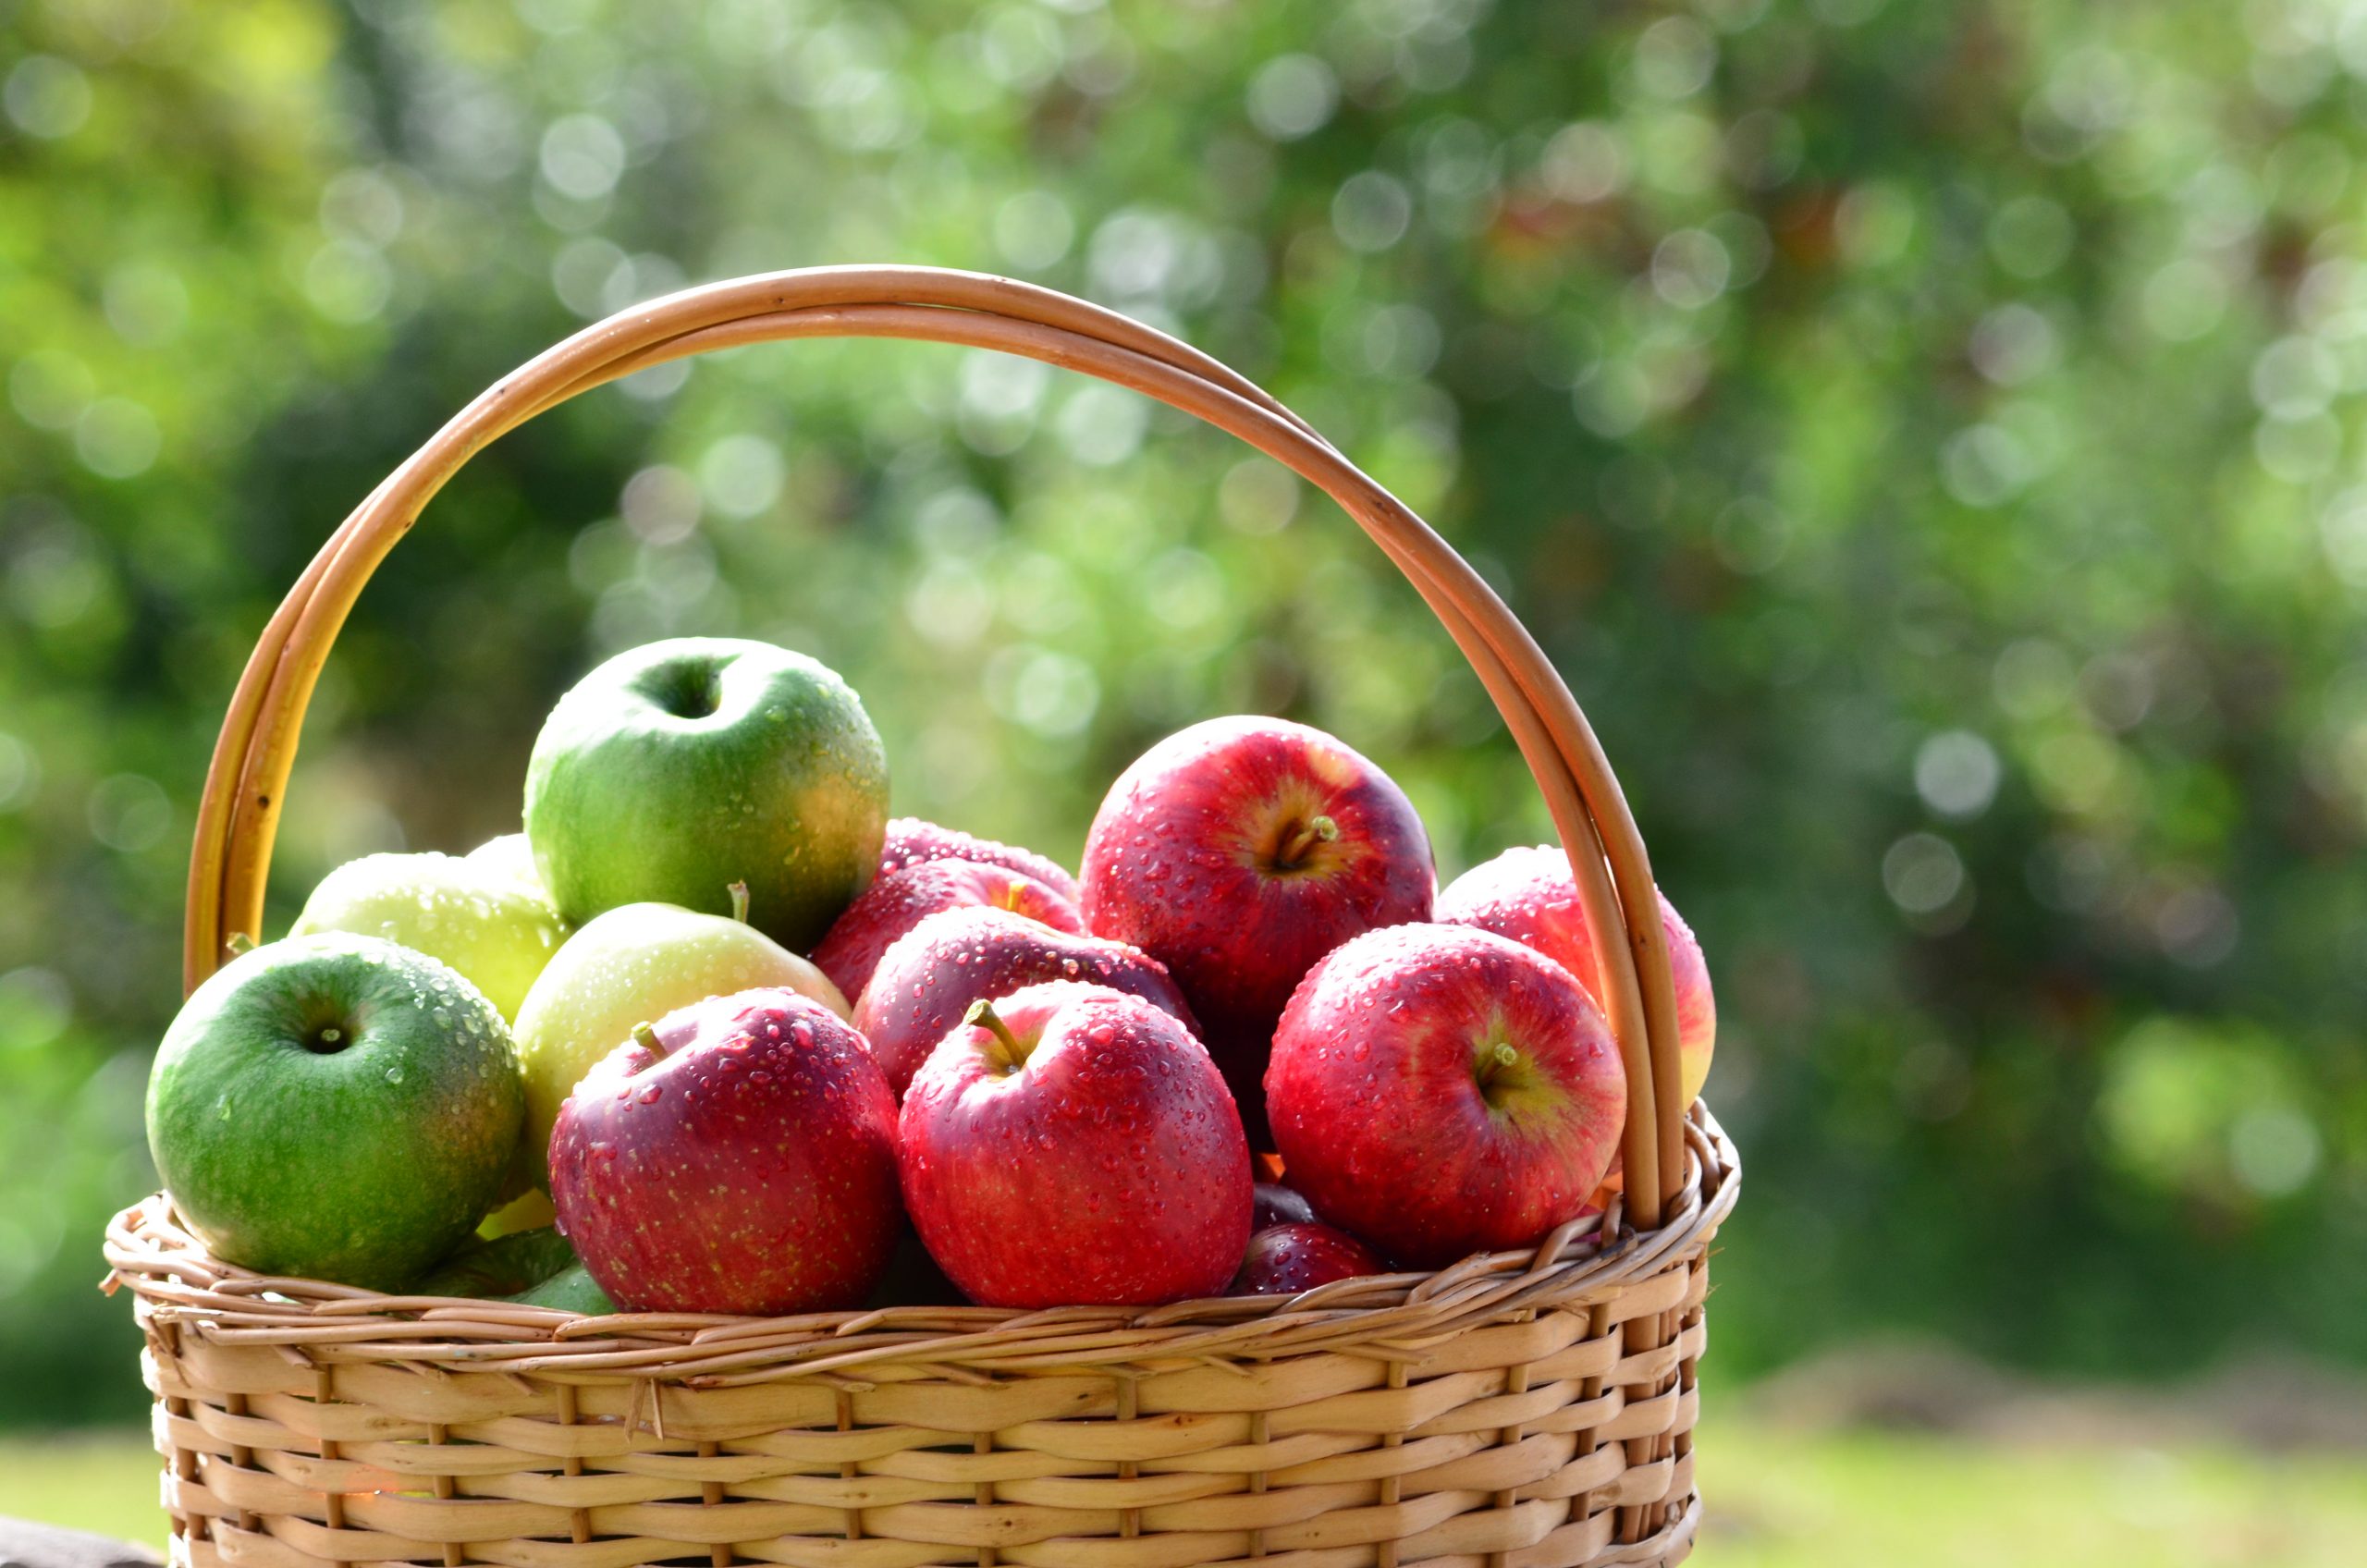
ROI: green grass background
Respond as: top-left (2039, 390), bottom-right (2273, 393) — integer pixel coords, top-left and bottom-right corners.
top-left (10, 1422), bottom-right (2362, 1567)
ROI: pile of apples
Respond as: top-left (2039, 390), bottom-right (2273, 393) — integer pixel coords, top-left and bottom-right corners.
top-left (144, 636), bottom-right (1714, 1317)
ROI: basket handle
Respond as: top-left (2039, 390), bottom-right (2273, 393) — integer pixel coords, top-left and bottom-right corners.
top-left (181, 266), bottom-right (1688, 1225)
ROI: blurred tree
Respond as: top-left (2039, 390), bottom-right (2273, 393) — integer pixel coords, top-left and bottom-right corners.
top-left (3, 0), bottom-right (2363, 1424)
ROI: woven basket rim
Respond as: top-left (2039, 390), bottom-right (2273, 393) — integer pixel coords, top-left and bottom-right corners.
top-left (109, 1109), bottom-right (1735, 1383)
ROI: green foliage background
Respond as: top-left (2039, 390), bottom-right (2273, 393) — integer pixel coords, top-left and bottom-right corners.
top-left (5, 0), bottom-right (2364, 1427)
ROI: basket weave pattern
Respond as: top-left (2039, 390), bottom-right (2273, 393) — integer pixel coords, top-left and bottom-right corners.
top-left (111, 266), bottom-right (1740, 1568)
top-left (112, 1111), bottom-right (1729, 1568)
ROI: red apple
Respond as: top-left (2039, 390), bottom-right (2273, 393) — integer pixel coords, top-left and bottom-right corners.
top-left (853, 906), bottom-right (1198, 1099)
top-left (881, 817), bottom-right (1080, 903)
top-left (1264, 924), bottom-right (1626, 1269)
top-left (898, 982), bottom-right (1250, 1307)
top-left (812, 856), bottom-right (1082, 1004)
top-left (1230, 1222), bottom-right (1384, 1296)
top-left (1251, 1181), bottom-right (1318, 1232)
top-left (1079, 716), bottom-right (1433, 1144)
top-left (548, 988), bottom-right (901, 1315)
top-left (1436, 845), bottom-right (1716, 1108)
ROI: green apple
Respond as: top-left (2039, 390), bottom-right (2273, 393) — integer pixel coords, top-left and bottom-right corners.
top-left (411, 1225), bottom-right (614, 1313)
top-left (524, 637), bottom-right (889, 952)
top-left (511, 1261), bottom-right (616, 1315)
top-left (145, 935), bottom-right (523, 1291)
top-left (290, 851), bottom-right (567, 1023)
top-left (511, 898), bottom-right (851, 1183)
top-left (464, 832), bottom-right (546, 893)
top-left (412, 1225), bottom-right (578, 1297)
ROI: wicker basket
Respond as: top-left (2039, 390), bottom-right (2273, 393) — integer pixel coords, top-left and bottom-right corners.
top-left (107, 265), bottom-right (1741, 1568)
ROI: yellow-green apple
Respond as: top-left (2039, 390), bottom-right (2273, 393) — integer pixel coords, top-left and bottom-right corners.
top-left (464, 831), bottom-right (546, 892)
top-left (475, 1186), bottom-right (558, 1241)
top-left (898, 983), bottom-right (1250, 1307)
top-left (1436, 845), bottom-right (1716, 1108)
top-left (1264, 924), bottom-right (1625, 1268)
top-left (511, 895), bottom-right (848, 1184)
top-left (1230, 1222), bottom-right (1384, 1296)
top-left (879, 817), bottom-right (1080, 902)
top-left (812, 857), bottom-right (1080, 1004)
top-left (548, 989), bottom-right (900, 1315)
top-left (1080, 716), bottom-right (1434, 1144)
top-left (290, 851), bottom-right (567, 1023)
top-left (144, 935), bottom-right (522, 1290)
top-left (852, 906), bottom-right (1196, 1098)
top-left (525, 637), bottom-right (889, 951)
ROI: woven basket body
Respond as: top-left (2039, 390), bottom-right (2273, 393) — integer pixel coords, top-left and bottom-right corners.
top-left (110, 266), bottom-right (1740, 1568)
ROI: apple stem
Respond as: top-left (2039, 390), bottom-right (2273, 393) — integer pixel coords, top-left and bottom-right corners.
top-left (631, 1021), bottom-right (660, 1054)
top-left (225, 931), bottom-right (257, 957)
top-left (1278, 814), bottom-right (1339, 867)
top-left (963, 998), bottom-right (1024, 1063)
top-left (728, 881), bottom-right (750, 924)
top-left (1478, 1040), bottom-right (1519, 1088)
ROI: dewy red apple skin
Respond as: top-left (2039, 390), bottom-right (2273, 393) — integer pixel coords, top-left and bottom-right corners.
top-left (855, 905), bottom-right (1197, 1100)
top-left (1265, 924), bottom-right (1627, 1270)
top-left (1229, 1221), bottom-right (1385, 1296)
top-left (549, 987), bottom-right (901, 1316)
top-left (897, 982), bottom-right (1251, 1308)
top-left (877, 816), bottom-right (1080, 903)
top-left (813, 856), bottom-right (1081, 1003)
top-left (1438, 843), bottom-right (1717, 1109)
top-left (1080, 715), bottom-right (1434, 1145)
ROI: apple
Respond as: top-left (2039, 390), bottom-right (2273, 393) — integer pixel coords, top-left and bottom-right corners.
top-left (525, 636), bottom-right (889, 952)
top-left (145, 934), bottom-right (522, 1290)
top-left (512, 894), bottom-right (848, 1184)
top-left (464, 831), bottom-right (546, 892)
top-left (852, 906), bottom-right (1196, 1099)
top-left (812, 857), bottom-right (1082, 1005)
top-left (1251, 1181), bottom-right (1318, 1232)
top-left (898, 983), bottom-right (1250, 1307)
top-left (510, 1262), bottom-right (617, 1315)
top-left (1230, 1222), bottom-right (1384, 1296)
top-left (1264, 924), bottom-right (1626, 1269)
top-left (476, 1186), bottom-right (558, 1241)
top-left (411, 1226), bottom-right (579, 1298)
top-left (1436, 845), bottom-right (1716, 1108)
top-left (549, 988), bottom-right (901, 1315)
top-left (289, 851), bottom-right (568, 1023)
top-left (881, 817), bottom-right (1080, 903)
top-left (1080, 716), bottom-right (1434, 1144)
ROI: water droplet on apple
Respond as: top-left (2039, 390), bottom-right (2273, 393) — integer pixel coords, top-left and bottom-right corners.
top-left (384, 1065), bottom-right (405, 1084)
